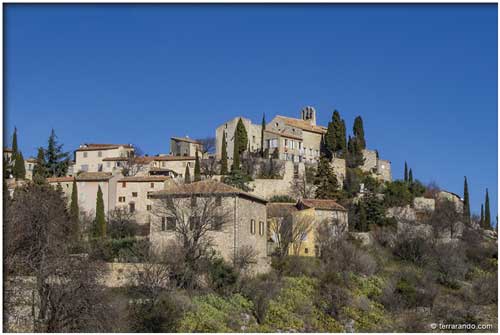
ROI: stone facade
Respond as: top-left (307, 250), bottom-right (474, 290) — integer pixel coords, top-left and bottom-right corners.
top-left (74, 143), bottom-right (134, 173)
top-left (170, 137), bottom-right (203, 157)
top-left (330, 157), bottom-right (346, 186)
top-left (149, 180), bottom-right (270, 274)
top-left (361, 149), bottom-right (392, 182)
top-left (215, 117), bottom-right (262, 161)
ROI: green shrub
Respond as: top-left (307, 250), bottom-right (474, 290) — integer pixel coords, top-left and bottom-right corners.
top-left (395, 278), bottom-right (417, 307)
top-left (383, 181), bottom-right (413, 207)
top-left (269, 194), bottom-right (296, 203)
top-left (208, 258), bottom-right (238, 294)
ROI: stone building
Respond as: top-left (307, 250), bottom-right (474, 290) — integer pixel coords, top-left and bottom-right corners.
top-left (74, 143), bottom-right (134, 173)
top-left (24, 157), bottom-right (37, 181)
top-left (360, 149), bottom-right (392, 182)
top-left (170, 136), bottom-right (203, 157)
top-left (115, 175), bottom-right (170, 225)
top-left (133, 155), bottom-right (195, 179)
top-left (215, 107), bottom-right (326, 164)
top-left (267, 198), bottom-right (348, 257)
top-left (149, 180), bottom-right (269, 273)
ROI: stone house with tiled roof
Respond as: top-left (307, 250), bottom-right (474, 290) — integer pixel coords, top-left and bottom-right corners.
top-left (267, 198), bottom-right (348, 257)
top-left (74, 143), bottom-right (134, 174)
top-left (149, 180), bottom-right (269, 273)
top-left (131, 155), bottom-right (196, 179)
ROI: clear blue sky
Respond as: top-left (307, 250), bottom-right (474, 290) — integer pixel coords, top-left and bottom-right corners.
top-left (4, 4), bottom-right (497, 222)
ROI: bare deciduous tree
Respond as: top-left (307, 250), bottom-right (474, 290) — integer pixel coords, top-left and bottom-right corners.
top-left (290, 174), bottom-right (316, 199)
top-left (196, 137), bottom-right (216, 155)
top-left (108, 206), bottom-right (138, 239)
top-left (122, 145), bottom-right (147, 177)
top-left (231, 245), bottom-right (258, 274)
top-left (200, 157), bottom-right (218, 178)
top-left (151, 183), bottom-right (232, 289)
top-left (269, 212), bottom-right (314, 258)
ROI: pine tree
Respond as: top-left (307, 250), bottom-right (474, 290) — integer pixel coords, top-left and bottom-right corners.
top-left (94, 186), bottom-right (106, 238)
top-left (184, 164), bottom-right (191, 184)
top-left (70, 177), bottom-right (80, 240)
top-left (11, 127), bottom-right (18, 155)
top-left (314, 157), bottom-right (341, 199)
top-left (353, 116), bottom-right (366, 149)
top-left (480, 204), bottom-right (484, 227)
top-left (408, 169), bottom-right (413, 183)
top-left (220, 132), bottom-right (228, 175)
top-left (404, 162), bottom-right (408, 182)
top-left (32, 147), bottom-right (48, 185)
top-left (484, 188), bottom-right (491, 229)
top-left (261, 113), bottom-right (266, 158)
top-left (194, 151), bottom-right (201, 182)
top-left (463, 176), bottom-right (470, 224)
top-left (45, 129), bottom-right (69, 177)
top-left (13, 151), bottom-right (26, 180)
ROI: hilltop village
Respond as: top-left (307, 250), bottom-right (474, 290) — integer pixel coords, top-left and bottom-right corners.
top-left (4, 106), bottom-right (497, 332)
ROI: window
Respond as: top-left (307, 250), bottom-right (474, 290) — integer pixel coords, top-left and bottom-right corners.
top-left (284, 139), bottom-right (288, 147)
top-left (189, 216), bottom-right (200, 230)
top-left (250, 219), bottom-right (256, 234)
top-left (122, 182), bottom-right (126, 188)
top-left (129, 202), bottom-right (135, 213)
top-left (275, 122), bottom-right (279, 127)
top-left (147, 205), bottom-right (152, 211)
top-left (190, 196), bottom-right (197, 207)
top-left (162, 162), bottom-right (166, 167)
top-left (132, 192), bottom-right (138, 197)
top-left (215, 196), bottom-right (222, 207)
top-left (161, 217), bottom-right (166, 231)
top-left (259, 221), bottom-right (264, 236)
top-left (83, 152), bottom-right (88, 158)
top-left (167, 217), bottom-right (176, 230)
top-left (212, 215), bottom-right (223, 231)
top-left (304, 248), bottom-right (309, 254)
top-left (150, 183), bottom-right (155, 188)
top-left (98, 151), bottom-right (102, 157)
top-left (98, 164), bottom-right (103, 172)
top-left (118, 196), bottom-right (126, 203)
top-left (252, 135), bottom-right (255, 143)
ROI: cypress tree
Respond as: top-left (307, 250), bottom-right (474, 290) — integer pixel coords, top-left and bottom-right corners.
top-left (340, 119), bottom-right (347, 157)
top-left (232, 123), bottom-right (242, 171)
top-left (408, 169), bottom-right (413, 183)
top-left (11, 127), bottom-right (18, 155)
top-left (234, 118), bottom-right (248, 156)
top-left (353, 116), bottom-right (366, 149)
top-left (347, 135), bottom-right (364, 168)
top-left (184, 164), bottom-right (191, 184)
top-left (13, 151), bottom-right (26, 180)
top-left (220, 132), bottom-right (228, 175)
top-left (194, 151), bottom-right (201, 182)
top-left (314, 157), bottom-right (341, 199)
top-left (95, 186), bottom-right (106, 238)
top-left (260, 113), bottom-right (266, 158)
top-left (404, 162), bottom-right (408, 182)
top-left (484, 189), bottom-right (491, 229)
top-left (325, 110), bottom-right (347, 158)
top-left (463, 176), bottom-right (470, 224)
top-left (69, 178), bottom-right (80, 224)
top-left (32, 147), bottom-right (48, 185)
top-left (480, 204), bottom-right (484, 227)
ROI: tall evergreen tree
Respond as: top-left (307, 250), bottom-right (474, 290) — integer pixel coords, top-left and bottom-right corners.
top-left (32, 147), bottom-right (48, 185)
top-left (194, 151), bottom-right (201, 182)
top-left (45, 129), bottom-right (70, 177)
top-left (480, 204), bottom-right (484, 227)
top-left (314, 157), bottom-right (341, 199)
top-left (408, 169), bottom-right (413, 183)
top-left (347, 135), bottom-right (364, 168)
top-left (94, 185), bottom-right (106, 238)
top-left (260, 113), bottom-right (266, 158)
top-left (340, 119), bottom-right (347, 156)
top-left (353, 116), bottom-right (366, 149)
top-left (358, 202), bottom-right (368, 232)
top-left (69, 178), bottom-right (80, 225)
top-left (404, 162), bottom-right (408, 182)
top-left (220, 132), bottom-right (228, 175)
top-left (484, 188), bottom-right (491, 229)
top-left (234, 118), bottom-right (248, 156)
top-left (13, 151), bottom-right (26, 180)
top-left (463, 176), bottom-right (471, 224)
top-left (325, 110), bottom-right (347, 158)
top-left (11, 127), bottom-right (18, 154)
top-left (184, 164), bottom-right (191, 184)
top-left (232, 124), bottom-right (241, 171)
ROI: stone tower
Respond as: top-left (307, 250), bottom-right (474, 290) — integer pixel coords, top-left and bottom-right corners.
top-left (300, 106), bottom-right (316, 125)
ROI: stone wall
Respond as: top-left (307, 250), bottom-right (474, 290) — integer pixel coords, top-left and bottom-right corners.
top-left (361, 149), bottom-right (378, 173)
top-left (330, 157), bottom-right (346, 186)
top-left (3, 276), bottom-right (37, 333)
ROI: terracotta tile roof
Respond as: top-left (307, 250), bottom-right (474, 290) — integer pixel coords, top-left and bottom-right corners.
top-left (102, 157), bottom-right (129, 161)
top-left (118, 176), bottom-right (170, 183)
top-left (275, 116), bottom-right (327, 134)
top-left (76, 143), bottom-right (133, 152)
top-left (47, 176), bottom-right (75, 183)
top-left (134, 155), bottom-right (195, 164)
top-left (298, 199), bottom-right (347, 211)
top-left (267, 203), bottom-right (298, 218)
top-left (3, 147), bottom-right (13, 153)
top-left (264, 129), bottom-right (303, 141)
top-left (76, 172), bottom-right (113, 181)
top-left (171, 137), bottom-right (202, 145)
top-left (150, 180), bottom-right (267, 204)
top-left (25, 158), bottom-right (37, 163)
